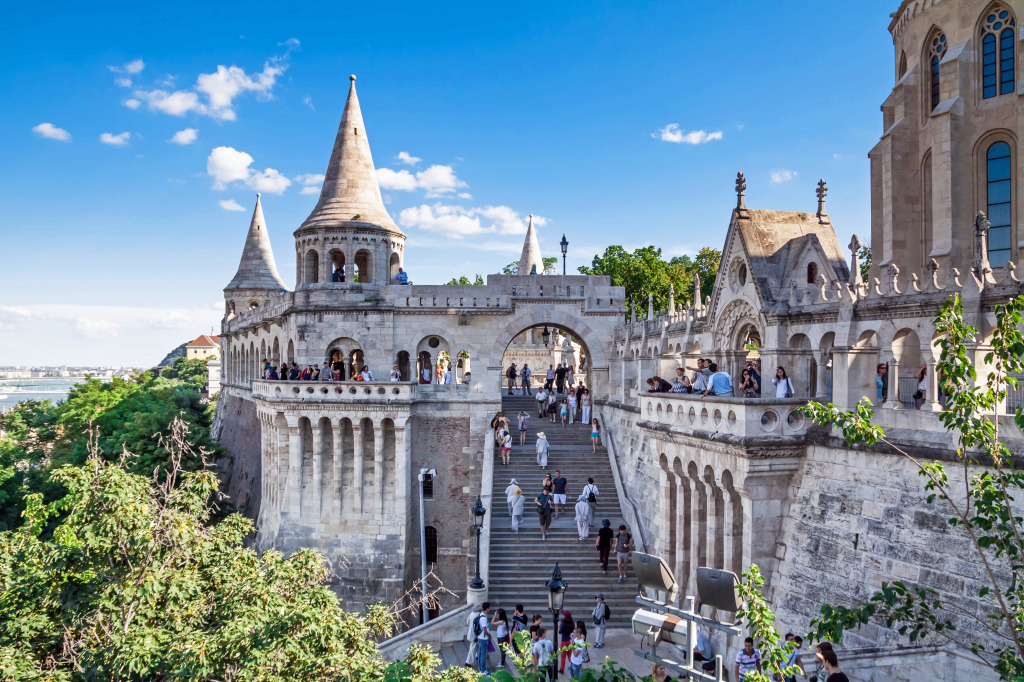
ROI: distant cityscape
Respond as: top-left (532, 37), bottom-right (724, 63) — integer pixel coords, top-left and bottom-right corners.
top-left (0, 366), bottom-right (137, 380)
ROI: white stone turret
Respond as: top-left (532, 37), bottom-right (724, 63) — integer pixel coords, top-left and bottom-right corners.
top-left (224, 193), bottom-right (287, 318)
top-left (518, 214), bottom-right (544, 275)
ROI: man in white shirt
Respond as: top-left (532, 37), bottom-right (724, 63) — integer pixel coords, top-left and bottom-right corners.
top-left (443, 367), bottom-right (452, 384)
top-left (531, 627), bottom-right (555, 680)
top-left (464, 604), bottom-right (482, 667)
top-left (521, 364), bottom-right (533, 395)
top-left (476, 602), bottom-right (492, 674)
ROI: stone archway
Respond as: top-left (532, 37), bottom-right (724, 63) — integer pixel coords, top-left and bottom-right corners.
top-left (712, 298), bottom-right (763, 378)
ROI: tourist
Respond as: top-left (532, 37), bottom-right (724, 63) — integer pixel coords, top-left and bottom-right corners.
top-left (530, 614), bottom-right (543, 638)
top-left (541, 472), bottom-right (553, 493)
top-left (568, 389), bottom-right (578, 424)
top-left (443, 366), bottom-right (452, 384)
top-left (557, 610), bottom-right (575, 674)
top-left (518, 410), bottom-right (529, 445)
top-left (740, 368), bottom-right (759, 398)
top-left (821, 649), bottom-right (848, 682)
top-left (500, 431), bottom-right (512, 466)
top-left (782, 634), bottom-right (803, 682)
top-left (876, 363), bottom-right (888, 403)
top-left (568, 622), bottom-right (586, 679)
top-left (580, 389), bottom-right (591, 425)
top-left (492, 607), bottom-right (510, 668)
top-left (436, 362), bottom-right (444, 384)
top-left (536, 431), bottom-right (549, 469)
top-left (322, 362), bottom-right (332, 381)
top-left (566, 364), bottom-right (575, 389)
top-left (748, 360), bottom-right (762, 389)
top-left (582, 477), bottom-right (599, 522)
top-left (810, 642), bottom-right (833, 682)
top-left (702, 362), bottom-right (733, 397)
top-left (464, 603), bottom-right (483, 668)
top-left (332, 267), bottom-right (344, 282)
top-left (536, 387), bottom-right (548, 418)
top-left (547, 390), bottom-right (558, 422)
top-left (507, 363), bottom-right (518, 395)
top-left (511, 605), bottom-right (529, 653)
top-left (773, 367), bottom-right (795, 398)
top-left (646, 378), bottom-right (659, 393)
top-left (463, 371), bottom-right (471, 384)
top-left (521, 363), bottom-right (533, 395)
top-left (914, 363), bottom-right (928, 409)
top-left (504, 478), bottom-right (519, 516)
top-left (693, 622), bottom-right (716, 674)
top-left (560, 398), bottom-right (569, 426)
top-left (654, 375), bottom-right (673, 392)
top-left (361, 365), bottom-right (373, 381)
top-left (301, 366), bottom-right (312, 380)
top-left (393, 267), bottom-right (408, 285)
top-left (546, 365), bottom-right (555, 391)
top-left (591, 594), bottom-right (608, 648)
top-left (551, 470), bottom-right (568, 517)
top-left (652, 663), bottom-right (675, 682)
top-left (420, 365), bottom-right (431, 384)
top-left (595, 519), bottom-right (613, 574)
top-left (531, 627), bottom-right (556, 681)
top-left (536, 485), bottom-right (554, 540)
top-left (510, 488), bottom-right (524, 534)
top-left (556, 363), bottom-right (567, 393)
top-left (734, 637), bottom-right (762, 681)
top-left (591, 418), bottom-right (601, 454)
top-left (614, 524), bottom-right (634, 583)
top-left (288, 364), bottom-right (299, 380)
top-left (575, 494), bottom-right (591, 541)
top-left (476, 602), bottom-right (492, 674)
top-left (390, 364), bottom-right (401, 381)
top-left (688, 358), bottom-right (713, 393)
top-left (672, 368), bottom-right (691, 393)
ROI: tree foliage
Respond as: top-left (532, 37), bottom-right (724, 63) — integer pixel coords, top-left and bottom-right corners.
top-left (160, 356), bottom-right (210, 394)
top-left (501, 257), bottom-right (559, 276)
top-left (803, 294), bottom-right (1024, 680)
top-left (445, 275), bottom-right (485, 286)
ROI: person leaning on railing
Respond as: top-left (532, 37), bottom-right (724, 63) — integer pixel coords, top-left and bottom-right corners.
top-left (701, 362), bottom-right (734, 397)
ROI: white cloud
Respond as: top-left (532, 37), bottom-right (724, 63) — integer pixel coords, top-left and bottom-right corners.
top-left (299, 186), bottom-right (318, 195)
top-left (99, 131), bottom-right (131, 146)
top-left (219, 199), bottom-right (246, 211)
top-left (295, 173), bottom-right (324, 195)
top-left (32, 122), bottom-right (71, 141)
top-left (397, 151), bottom-right (421, 166)
top-left (109, 59), bottom-right (145, 75)
top-left (303, 95), bottom-right (314, 111)
top-left (131, 55), bottom-right (287, 121)
top-left (653, 124), bottom-right (723, 145)
top-left (458, 192), bottom-right (473, 199)
top-left (75, 318), bottom-right (120, 339)
top-left (769, 169), bottom-right (797, 183)
top-left (114, 76), bottom-right (133, 88)
top-left (168, 128), bottom-right (198, 145)
top-left (123, 98), bottom-right (141, 110)
top-left (398, 203), bottom-right (544, 239)
top-left (279, 38), bottom-right (301, 49)
top-left (206, 146), bottom-right (291, 194)
top-left (376, 164), bottom-right (467, 196)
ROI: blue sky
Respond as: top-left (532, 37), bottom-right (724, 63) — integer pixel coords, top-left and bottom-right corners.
top-left (1, 1), bottom-right (895, 366)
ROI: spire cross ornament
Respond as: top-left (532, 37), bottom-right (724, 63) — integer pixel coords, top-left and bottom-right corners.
top-left (816, 179), bottom-right (828, 217)
top-left (735, 172), bottom-right (747, 211)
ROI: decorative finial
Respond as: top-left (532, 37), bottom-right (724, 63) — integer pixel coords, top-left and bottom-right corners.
top-left (816, 179), bottom-right (828, 218)
top-left (848, 234), bottom-right (864, 286)
top-left (256, 192), bottom-right (261, 198)
top-left (735, 172), bottom-right (747, 211)
top-left (350, 74), bottom-right (356, 82)
top-left (973, 210), bottom-right (992, 276)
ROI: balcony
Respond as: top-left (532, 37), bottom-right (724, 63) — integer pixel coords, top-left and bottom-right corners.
top-left (252, 380), bottom-right (417, 403)
top-left (639, 392), bottom-right (812, 439)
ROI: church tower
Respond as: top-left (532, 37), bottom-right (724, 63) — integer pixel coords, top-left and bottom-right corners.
top-left (294, 75), bottom-right (406, 288)
top-left (223, 193), bottom-right (287, 319)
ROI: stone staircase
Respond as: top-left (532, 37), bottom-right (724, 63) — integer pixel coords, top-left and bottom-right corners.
top-left (485, 391), bottom-right (635, 627)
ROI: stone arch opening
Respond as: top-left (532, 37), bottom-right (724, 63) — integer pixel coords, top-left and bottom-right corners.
top-left (326, 336), bottom-right (361, 380)
top-left (354, 248), bottom-right (373, 283)
top-left (499, 323), bottom-right (592, 394)
top-left (389, 252), bottom-right (401, 281)
top-left (304, 249), bottom-right (319, 285)
top-left (893, 328), bottom-right (924, 407)
top-left (396, 350), bottom-right (411, 381)
top-left (329, 249), bottom-right (346, 283)
top-left (417, 335), bottom-right (450, 384)
top-left (456, 350), bottom-right (471, 383)
top-left (417, 351), bottom-right (433, 384)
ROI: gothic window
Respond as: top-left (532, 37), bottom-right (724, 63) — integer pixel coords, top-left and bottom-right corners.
top-left (927, 31), bottom-right (947, 111)
top-left (898, 51), bottom-right (907, 80)
top-left (424, 526), bottom-right (438, 564)
top-left (981, 8), bottom-right (1016, 98)
top-left (806, 262), bottom-right (818, 284)
top-left (986, 141), bottom-right (1012, 267)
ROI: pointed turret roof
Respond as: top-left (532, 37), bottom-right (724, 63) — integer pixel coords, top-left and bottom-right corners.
top-left (297, 75), bottom-right (402, 235)
top-left (518, 214), bottom-right (544, 275)
top-left (225, 194), bottom-right (288, 291)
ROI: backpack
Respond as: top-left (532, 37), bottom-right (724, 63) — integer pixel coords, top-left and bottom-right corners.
top-left (604, 604), bottom-right (612, 621)
top-left (587, 488), bottom-right (597, 504)
top-left (473, 614), bottom-right (482, 638)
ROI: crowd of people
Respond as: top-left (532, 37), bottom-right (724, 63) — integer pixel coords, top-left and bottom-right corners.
top-left (643, 358), bottom-right (799, 400)
top-left (255, 358), bottom-right (472, 385)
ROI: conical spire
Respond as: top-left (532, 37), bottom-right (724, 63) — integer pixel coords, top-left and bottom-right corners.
top-left (518, 214), bottom-right (544, 275)
top-left (225, 194), bottom-right (288, 291)
top-left (297, 75), bottom-right (402, 235)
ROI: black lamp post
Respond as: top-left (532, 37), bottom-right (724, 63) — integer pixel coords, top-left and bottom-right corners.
top-left (470, 496), bottom-right (487, 589)
top-left (541, 326), bottom-right (550, 347)
top-left (560, 234), bottom-right (569, 275)
top-left (545, 563), bottom-right (567, 659)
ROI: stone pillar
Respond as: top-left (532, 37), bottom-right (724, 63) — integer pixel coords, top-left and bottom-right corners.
top-left (883, 356), bottom-right (901, 409)
top-left (319, 248), bottom-right (330, 286)
top-left (688, 471), bottom-right (706, 600)
top-left (737, 490), bottom-right (753, 572)
top-left (721, 479), bottom-right (735, 576)
top-left (373, 418), bottom-right (384, 517)
top-left (286, 417), bottom-right (302, 518)
top-left (704, 472), bottom-right (719, 569)
top-left (332, 421), bottom-right (344, 521)
top-left (352, 421), bottom-right (364, 516)
top-left (923, 354), bottom-right (941, 412)
top-left (814, 359), bottom-right (828, 399)
top-left (345, 249), bottom-right (355, 284)
top-left (394, 419), bottom-right (409, 522)
top-left (672, 471), bottom-right (689, 597)
top-left (309, 423), bottom-right (321, 518)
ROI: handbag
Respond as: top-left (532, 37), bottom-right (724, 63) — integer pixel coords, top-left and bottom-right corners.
top-left (784, 379), bottom-right (794, 399)
top-left (582, 646), bottom-right (590, 663)
top-left (913, 389), bottom-right (923, 400)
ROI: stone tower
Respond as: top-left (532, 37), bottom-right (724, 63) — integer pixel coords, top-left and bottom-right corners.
top-left (871, 0), bottom-right (1023, 273)
top-left (518, 214), bottom-right (544, 275)
top-left (223, 193), bottom-right (288, 319)
top-left (294, 75), bottom-right (406, 288)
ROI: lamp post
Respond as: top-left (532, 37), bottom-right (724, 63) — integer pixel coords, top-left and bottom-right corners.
top-left (545, 563), bottom-right (567, 661)
top-left (541, 326), bottom-right (550, 347)
top-left (470, 496), bottom-right (487, 589)
top-left (560, 234), bottom-right (569, 275)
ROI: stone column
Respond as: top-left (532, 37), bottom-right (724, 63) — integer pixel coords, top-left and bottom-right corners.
top-left (721, 478), bottom-right (735, 576)
top-left (319, 248), bottom-right (330, 286)
top-left (394, 419), bottom-right (409, 522)
top-left (345, 249), bottom-right (355, 284)
top-left (276, 422), bottom-right (288, 517)
top-left (883, 357), bottom-right (901, 409)
top-left (737, 490), bottom-right (753, 572)
top-left (688, 471), bottom-right (706, 600)
top-left (310, 423), bottom-right (322, 518)
top-left (332, 421), bottom-right (344, 521)
top-left (286, 417), bottom-right (302, 518)
top-left (704, 472), bottom-right (719, 570)
top-left (923, 354), bottom-right (941, 412)
top-left (659, 466), bottom-right (675, 572)
top-left (352, 421), bottom-right (364, 516)
top-left (672, 471), bottom-right (689, 596)
top-left (373, 418), bottom-right (384, 517)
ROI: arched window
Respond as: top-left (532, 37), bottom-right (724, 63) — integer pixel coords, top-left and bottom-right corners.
top-left (981, 8), bottom-right (1016, 98)
top-left (806, 262), bottom-right (818, 284)
top-left (424, 526), bottom-right (438, 564)
top-left (927, 30), bottom-right (947, 111)
top-left (987, 141), bottom-right (1012, 267)
top-left (898, 51), bottom-right (908, 80)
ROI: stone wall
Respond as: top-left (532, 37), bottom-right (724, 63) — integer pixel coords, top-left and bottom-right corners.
top-left (215, 388), bottom-right (261, 520)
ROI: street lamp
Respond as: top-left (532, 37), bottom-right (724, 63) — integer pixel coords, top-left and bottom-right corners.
top-left (541, 326), bottom-right (550, 347)
top-left (545, 563), bottom-right (568, 657)
top-left (470, 496), bottom-right (487, 589)
top-left (560, 234), bottom-right (569, 275)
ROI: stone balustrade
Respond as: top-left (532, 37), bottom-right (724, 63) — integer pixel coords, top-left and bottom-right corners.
top-left (639, 392), bottom-right (811, 439)
top-left (252, 380), bottom-right (417, 402)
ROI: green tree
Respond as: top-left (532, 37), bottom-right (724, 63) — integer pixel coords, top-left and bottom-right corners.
top-left (445, 275), bottom-right (485, 285)
top-left (858, 243), bottom-right (872, 281)
top-left (669, 246), bottom-right (722, 304)
top-left (160, 356), bottom-right (210, 393)
top-left (578, 245), bottom-right (688, 318)
top-left (804, 294), bottom-right (1024, 680)
top-left (502, 257), bottom-right (558, 276)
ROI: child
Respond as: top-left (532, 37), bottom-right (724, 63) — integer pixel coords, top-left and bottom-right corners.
top-left (501, 431), bottom-right (512, 466)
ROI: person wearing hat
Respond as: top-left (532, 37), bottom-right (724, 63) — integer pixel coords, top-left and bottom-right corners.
top-left (535, 432), bottom-right (549, 469)
top-left (510, 488), bottom-right (524, 534)
top-left (592, 594), bottom-right (609, 648)
top-left (504, 479), bottom-right (519, 516)
top-left (595, 519), bottom-right (614, 574)
top-left (575, 494), bottom-right (592, 541)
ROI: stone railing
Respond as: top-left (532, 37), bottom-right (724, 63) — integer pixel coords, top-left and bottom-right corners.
top-left (251, 380), bottom-right (418, 402)
top-left (639, 392), bottom-right (812, 439)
